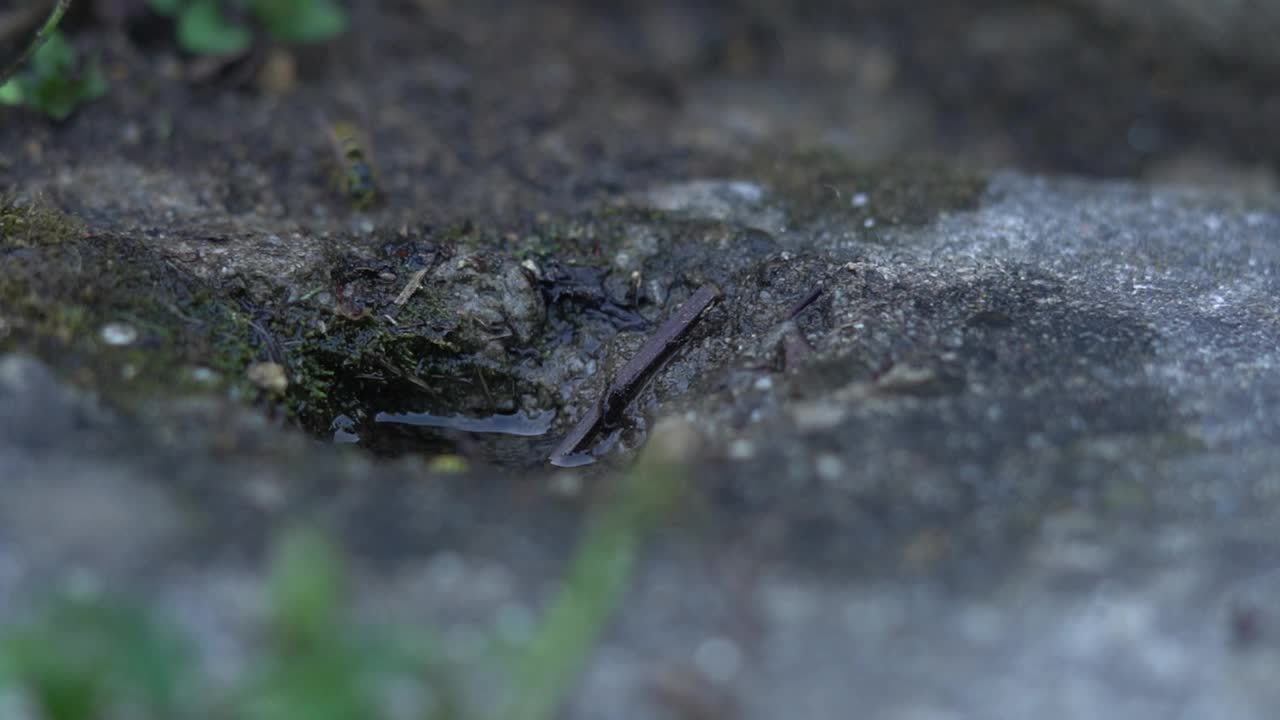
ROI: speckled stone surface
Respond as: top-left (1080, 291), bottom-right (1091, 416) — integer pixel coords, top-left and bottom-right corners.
top-left (3, 173), bottom-right (1280, 718)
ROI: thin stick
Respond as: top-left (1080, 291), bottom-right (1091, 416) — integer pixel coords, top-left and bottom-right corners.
top-left (784, 284), bottom-right (823, 321)
top-left (392, 267), bottom-right (429, 305)
top-left (0, 0), bottom-right (72, 89)
top-left (549, 284), bottom-right (719, 465)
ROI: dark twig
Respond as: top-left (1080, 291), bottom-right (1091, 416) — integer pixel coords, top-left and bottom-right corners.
top-left (550, 284), bottom-right (720, 466)
top-left (780, 284), bottom-right (824, 369)
top-left (785, 284), bottom-right (823, 321)
top-left (0, 0), bottom-right (72, 89)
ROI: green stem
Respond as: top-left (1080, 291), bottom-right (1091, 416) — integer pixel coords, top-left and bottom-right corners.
top-left (501, 459), bottom-right (685, 720)
top-left (0, 0), bottom-right (73, 89)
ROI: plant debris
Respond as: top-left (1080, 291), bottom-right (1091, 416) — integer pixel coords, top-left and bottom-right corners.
top-left (549, 284), bottom-right (720, 467)
top-left (392, 267), bottom-right (430, 306)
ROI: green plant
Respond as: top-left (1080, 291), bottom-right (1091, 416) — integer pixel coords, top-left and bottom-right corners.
top-left (0, 6), bottom-right (106, 121)
top-left (0, 598), bottom-right (192, 720)
top-left (237, 527), bottom-right (457, 720)
top-left (0, 528), bottom-right (455, 720)
top-left (502, 434), bottom-right (689, 720)
top-left (0, 448), bottom-right (686, 720)
top-left (148, 0), bottom-right (347, 55)
top-left (0, 0), bottom-right (72, 89)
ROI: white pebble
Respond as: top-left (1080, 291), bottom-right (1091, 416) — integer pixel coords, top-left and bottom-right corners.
top-left (99, 322), bottom-right (138, 346)
top-left (815, 453), bottom-right (845, 482)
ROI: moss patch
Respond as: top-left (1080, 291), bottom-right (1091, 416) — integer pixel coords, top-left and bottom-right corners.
top-left (0, 198), bottom-right (261, 406)
top-left (756, 147), bottom-right (988, 231)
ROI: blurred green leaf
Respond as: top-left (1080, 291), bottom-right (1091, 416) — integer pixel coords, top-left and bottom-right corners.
top-left (152, 0), bottom-right (347, 54)
top-left (0, 30), bottom-right (107, 120)
top-left (0, 598), bottom-right (194, 720)
top-left (147, 0), bottom-right (186, 15)
top-left (252, 0), bottom-right (347, 43)
top-left (270, 526), bottom-right (346, 651)
top-left (29, 31), bottom-right (75, 76)
top-left (26, 63), bottom-right (107, 120)
top-left (0, 80), bottom-right (23, 105)
top-left (503, 448), bottom-right (688, 720)
top-left (239, 527), bottom-right (454, 720)
top-left (177, 0), bottom-right (253, 55)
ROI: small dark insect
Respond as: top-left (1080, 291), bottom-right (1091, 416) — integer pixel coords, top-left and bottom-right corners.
top-left (328, 121), bottom-right (378, 209)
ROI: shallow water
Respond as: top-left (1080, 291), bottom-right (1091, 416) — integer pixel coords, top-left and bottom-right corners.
top-left (374, 409), bottom-right (556, 436)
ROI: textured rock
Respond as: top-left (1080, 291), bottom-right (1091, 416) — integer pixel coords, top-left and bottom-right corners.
top-left (1068, 0), bottom-right (1280, 70)
top-left (3, 174), bottom-right (1280, 718)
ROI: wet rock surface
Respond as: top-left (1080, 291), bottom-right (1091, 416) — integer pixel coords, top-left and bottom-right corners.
top-left (3, 1), bottom-right (1280, 718)
top-left (4, 174), bottom-right (1280, 718)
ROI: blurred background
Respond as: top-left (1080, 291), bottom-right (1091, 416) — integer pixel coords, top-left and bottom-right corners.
top-left (1, 3), bottom-right (1279, 719)
top-left (4, 0), bottom-right (1275, 185)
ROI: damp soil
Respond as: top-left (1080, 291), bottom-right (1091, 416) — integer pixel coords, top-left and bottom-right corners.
top-left (4, 4), bottom-right (1280, 718)
top-left (2, 0), bottom-right (1277, 469)
top-left (0, 0), bottom-right (1275, 485)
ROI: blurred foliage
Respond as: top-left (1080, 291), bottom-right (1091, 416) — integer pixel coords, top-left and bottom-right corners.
top-left (148, 0), bottom-right (347, 54)
top-left (251, 0), bottom-right (347, 43)
top-left (503, 441), bottom-right (689, 720)
top-left (0, 0), bottom-right (345, 120)
top-left (0, 30), bottom-right (106, 121)
top-left (0, 598), bottom-right (191, 720)
top-left (0, 528), bottom-right (455, 720)
top-left (0, 445), bottom-right (685, 720)
top-left (237, 528), bottom-right (457, 720)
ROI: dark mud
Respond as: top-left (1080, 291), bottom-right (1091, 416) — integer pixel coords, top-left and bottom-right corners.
top-left (3, 1), bottom-right (1280, 719)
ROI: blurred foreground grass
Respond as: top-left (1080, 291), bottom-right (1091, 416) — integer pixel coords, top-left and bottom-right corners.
top-left (0, 426), bottom-right (692, 720)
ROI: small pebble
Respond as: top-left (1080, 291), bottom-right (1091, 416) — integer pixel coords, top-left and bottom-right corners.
top-left (246, 361), bottom-right (288, 394)
top-left (728, 439), bottom-right (755, 460)
top-left (99, 322), bottom-right (138, 346)
top-left (427, 454), bottom-right (469, 474)
top-left (257, 48), bottom-right (297, 94)
top-left (188, 366), bottom-right (219, 384)
top-left (815, 453), bottom-right (845, 482)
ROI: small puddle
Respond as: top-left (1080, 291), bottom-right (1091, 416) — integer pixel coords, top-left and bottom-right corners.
top-left (374, 409), bottom-right (555, 436)
top-left (548, 427), bottom-right (625, 468)
top-left (332, 408), bottom-right (559, 469)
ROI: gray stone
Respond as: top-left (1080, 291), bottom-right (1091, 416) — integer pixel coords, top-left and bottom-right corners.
top-left (1068, 0), bottom-right (1280, 70)
top-left (3, 174), bottom-right (1280, 719)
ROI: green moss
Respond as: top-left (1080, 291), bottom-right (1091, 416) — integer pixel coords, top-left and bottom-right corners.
top-left (283, 314), bottom-right (505, 438)
top-left (0, 199), bottom-right (261, 407)
top-left (0, 200), bottom-right (547, 433)
top-left (0, 196), bottom-right (84, 246)
top-left (1, 198), bottom-right (697, 439)
top-left (268, 246), bottom-right (519, 436)
top-left (756, 146), bottom-right (988, 231)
